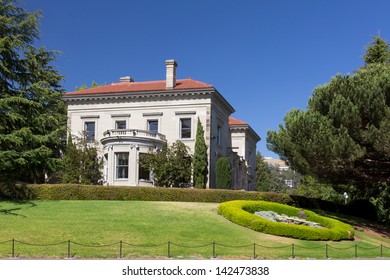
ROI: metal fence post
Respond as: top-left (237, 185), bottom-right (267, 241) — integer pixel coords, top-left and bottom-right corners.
top-left (253, 243), bottom-right (256, 259)
top-left (355, 244), bottom-right (358, 258)
top-left (326, 243), bottom-right (328, 259)
top-left (67, 240), bottom-right (71, 259)
top-left (119, 241), bottom-right (123, 259)
top-left (168, 241), bottom-right (171, 258)
top-left (12, 239), bottom-right (15, 258)
top-left (292, 244), bottom-right (295, 259)
top-left (213, 242), bottom-right (216, 258)
top-left (380, 244), bottom-right (383, 258)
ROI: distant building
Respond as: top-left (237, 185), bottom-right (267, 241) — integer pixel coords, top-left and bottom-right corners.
top-left (263, 157), bottom-right (289, 171)
top-left (64, 60), bottom-right (260, 189)
top-left (264, 157), bottom-right (294, 187)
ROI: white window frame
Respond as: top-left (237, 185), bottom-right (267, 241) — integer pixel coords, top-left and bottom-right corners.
top-left (179, 117), bottom-right (192, 139)
top-left (147, 119), bottom-right (159, 134)
top-left (115, 120), bottom-right (127, 129)
top-left (115, 152), bottom-right (129, 180)
top-left (84, 121), bottom-right (96, 140)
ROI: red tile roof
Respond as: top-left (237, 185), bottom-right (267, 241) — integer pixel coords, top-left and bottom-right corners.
top-left (229, 117), bottom-right (248, 126)
top-left (65, 78), bottom-right (213, 95)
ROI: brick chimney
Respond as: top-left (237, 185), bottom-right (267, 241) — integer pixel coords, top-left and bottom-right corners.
top-left (165, 59), bottom-right (177, 89)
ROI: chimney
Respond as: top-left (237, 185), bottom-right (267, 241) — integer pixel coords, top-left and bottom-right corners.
top-left (119, 76), bottom-right (134, 83)
top-left (165, 59), bottom-right (177, 89)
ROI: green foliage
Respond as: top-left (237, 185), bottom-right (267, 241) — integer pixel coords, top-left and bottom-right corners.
top-left (255, 152), bottom-right (272, 191)
top-left (75, 80), bottom-right (101, 91)
top-left (370, 183), bottom-right (390, 224)
top-left (142, 141), bottom-right (192, 187)
top-left (193, 118), bottom-right (208, 188)
top-left (364, 36), bottom-right (390, 65)
top-left (295, 176), bottom-right (344, 204)
top-left (215, 157), bottom-right (231, 189)
top-left (0, 1), bottom-right (67, 184)
top-left (218, 200), bottom-right (354, 241)
top-left (61, 133), bottom-right (104, 185)
top-left (256, 152), bottom-right (303, 192)
top-left (267, 38), bottom-right (390, 191)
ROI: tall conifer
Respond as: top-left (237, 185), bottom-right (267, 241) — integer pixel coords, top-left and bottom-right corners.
top-left (0, 0), bottom-right (66, 184)
top-left (193, 118), bottom-right (208, 188)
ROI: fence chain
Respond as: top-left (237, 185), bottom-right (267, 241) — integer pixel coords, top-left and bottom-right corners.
top-left (1, 240), bottom-right (389, 259)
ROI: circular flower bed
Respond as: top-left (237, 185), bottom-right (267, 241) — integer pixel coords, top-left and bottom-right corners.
top-left (217, 200), bottom-right (354, 241)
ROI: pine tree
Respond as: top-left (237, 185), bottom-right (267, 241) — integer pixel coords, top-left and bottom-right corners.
top-left (364, 36), bottom-right (390, 65)
top-left (0, 1), bottom-right (67, 184)
top-left (267, 37), bottom-right (390, 225)
top-left (193, 117), bottom-right (208, 188)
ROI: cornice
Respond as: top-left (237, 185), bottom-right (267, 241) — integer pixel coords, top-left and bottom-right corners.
top-left (63, 88), bottom-right (215, 104)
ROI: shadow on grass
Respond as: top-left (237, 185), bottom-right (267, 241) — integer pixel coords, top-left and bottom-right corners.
top-left (0, 182), bottom-right (38, 217)
top-left (314, 209), bottom-right (390, 239)
top-left (0, 200), bottom-right (37, 217)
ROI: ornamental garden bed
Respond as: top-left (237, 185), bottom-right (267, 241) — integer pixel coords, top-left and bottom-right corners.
top-left (217, 200), bottom-right (354, 241)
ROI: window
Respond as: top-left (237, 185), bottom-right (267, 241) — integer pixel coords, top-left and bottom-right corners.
top-left (138, 153), bottom-right (151, 181)
top-left (180, 118), bottom-right (191, 139)
top-left (217, 125), bottom-right (221, 145)
top-left (116, 153), bottom-right (129, 179)
top-left (147, 120), bottom-right (158, 134)
top-left (84, 122), bottom-right (95, 140)
top-left (115, 120), bottom-right (126, 129)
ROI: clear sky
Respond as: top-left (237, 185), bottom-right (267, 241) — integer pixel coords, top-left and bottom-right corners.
top-left (23, 0), bottom-right (390, 157)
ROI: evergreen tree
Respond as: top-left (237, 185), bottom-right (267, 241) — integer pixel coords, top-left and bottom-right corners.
top-left (193, 118), bottom-right (208, 188)
top-left (215, 157), bottom-right (231, 189)
top-left (267, 37), bottom-right (390, 223)
top-left (0, 0), bottom-right (66, 184)
top-left (364, 36), bottom-right (390, 65)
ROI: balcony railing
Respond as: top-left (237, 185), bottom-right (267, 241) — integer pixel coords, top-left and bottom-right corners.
top-left (102, 129), bottom-right (166, 141)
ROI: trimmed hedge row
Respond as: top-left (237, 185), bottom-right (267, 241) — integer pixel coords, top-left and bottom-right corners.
top-left (1, 184), bottom-right (293, 204)
top-left (217, 200), bottom-right (355, 241)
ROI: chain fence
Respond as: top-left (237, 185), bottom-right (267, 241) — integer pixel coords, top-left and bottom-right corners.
top-left (0, 239), bottom-right (389, 259)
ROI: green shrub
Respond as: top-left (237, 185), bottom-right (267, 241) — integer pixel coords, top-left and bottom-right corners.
top-left (218, 200), bottom-right (354, 241)
top-left (1, 184), bottom-right (293, 204)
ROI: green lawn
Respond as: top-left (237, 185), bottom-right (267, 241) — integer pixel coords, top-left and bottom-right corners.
top-left (1, 200), bottom-right (389, 259)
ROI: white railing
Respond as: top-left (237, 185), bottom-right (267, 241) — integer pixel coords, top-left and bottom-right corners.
top-left (103, 129), bottom-right (166, 141)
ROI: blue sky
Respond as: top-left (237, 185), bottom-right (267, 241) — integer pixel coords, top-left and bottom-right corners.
top-left (23, 0), bottom-right (390, 157)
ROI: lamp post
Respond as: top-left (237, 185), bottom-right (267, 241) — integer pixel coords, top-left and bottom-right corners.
top-left (343, 192), bottom-right (349, 205)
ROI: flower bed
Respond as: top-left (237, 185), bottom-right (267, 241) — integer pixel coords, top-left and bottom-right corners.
top-left (217, 200), bottom-right (354, 241)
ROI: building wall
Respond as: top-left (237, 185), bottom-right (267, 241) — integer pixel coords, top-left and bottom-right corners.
top-left (66, 92), bottom-right (235, 188)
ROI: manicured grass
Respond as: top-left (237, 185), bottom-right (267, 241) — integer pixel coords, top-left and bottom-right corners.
top-left (0, 200), bottom-right (389, 259)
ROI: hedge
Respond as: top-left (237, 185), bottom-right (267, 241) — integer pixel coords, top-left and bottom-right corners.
top-left (217, 200), bottom-right (355, 241)
top-left (0, 184), bottom-right (293, 204)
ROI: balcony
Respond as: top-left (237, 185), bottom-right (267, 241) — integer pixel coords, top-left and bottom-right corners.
top-left (101, 129), bottom-right (166, 145)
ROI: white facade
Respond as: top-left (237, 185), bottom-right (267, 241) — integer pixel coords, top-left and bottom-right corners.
top-left (64, 60), bottom-right (260, 189)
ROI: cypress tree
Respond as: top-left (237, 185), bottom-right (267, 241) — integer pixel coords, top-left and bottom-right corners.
top-left (215, 157), bottom-right (231, 189)
top-left (193, 117), bottom-right (208, 188)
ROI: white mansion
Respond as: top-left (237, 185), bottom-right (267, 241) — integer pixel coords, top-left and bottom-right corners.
top-left (64, 60), bottom-right (260, 190)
